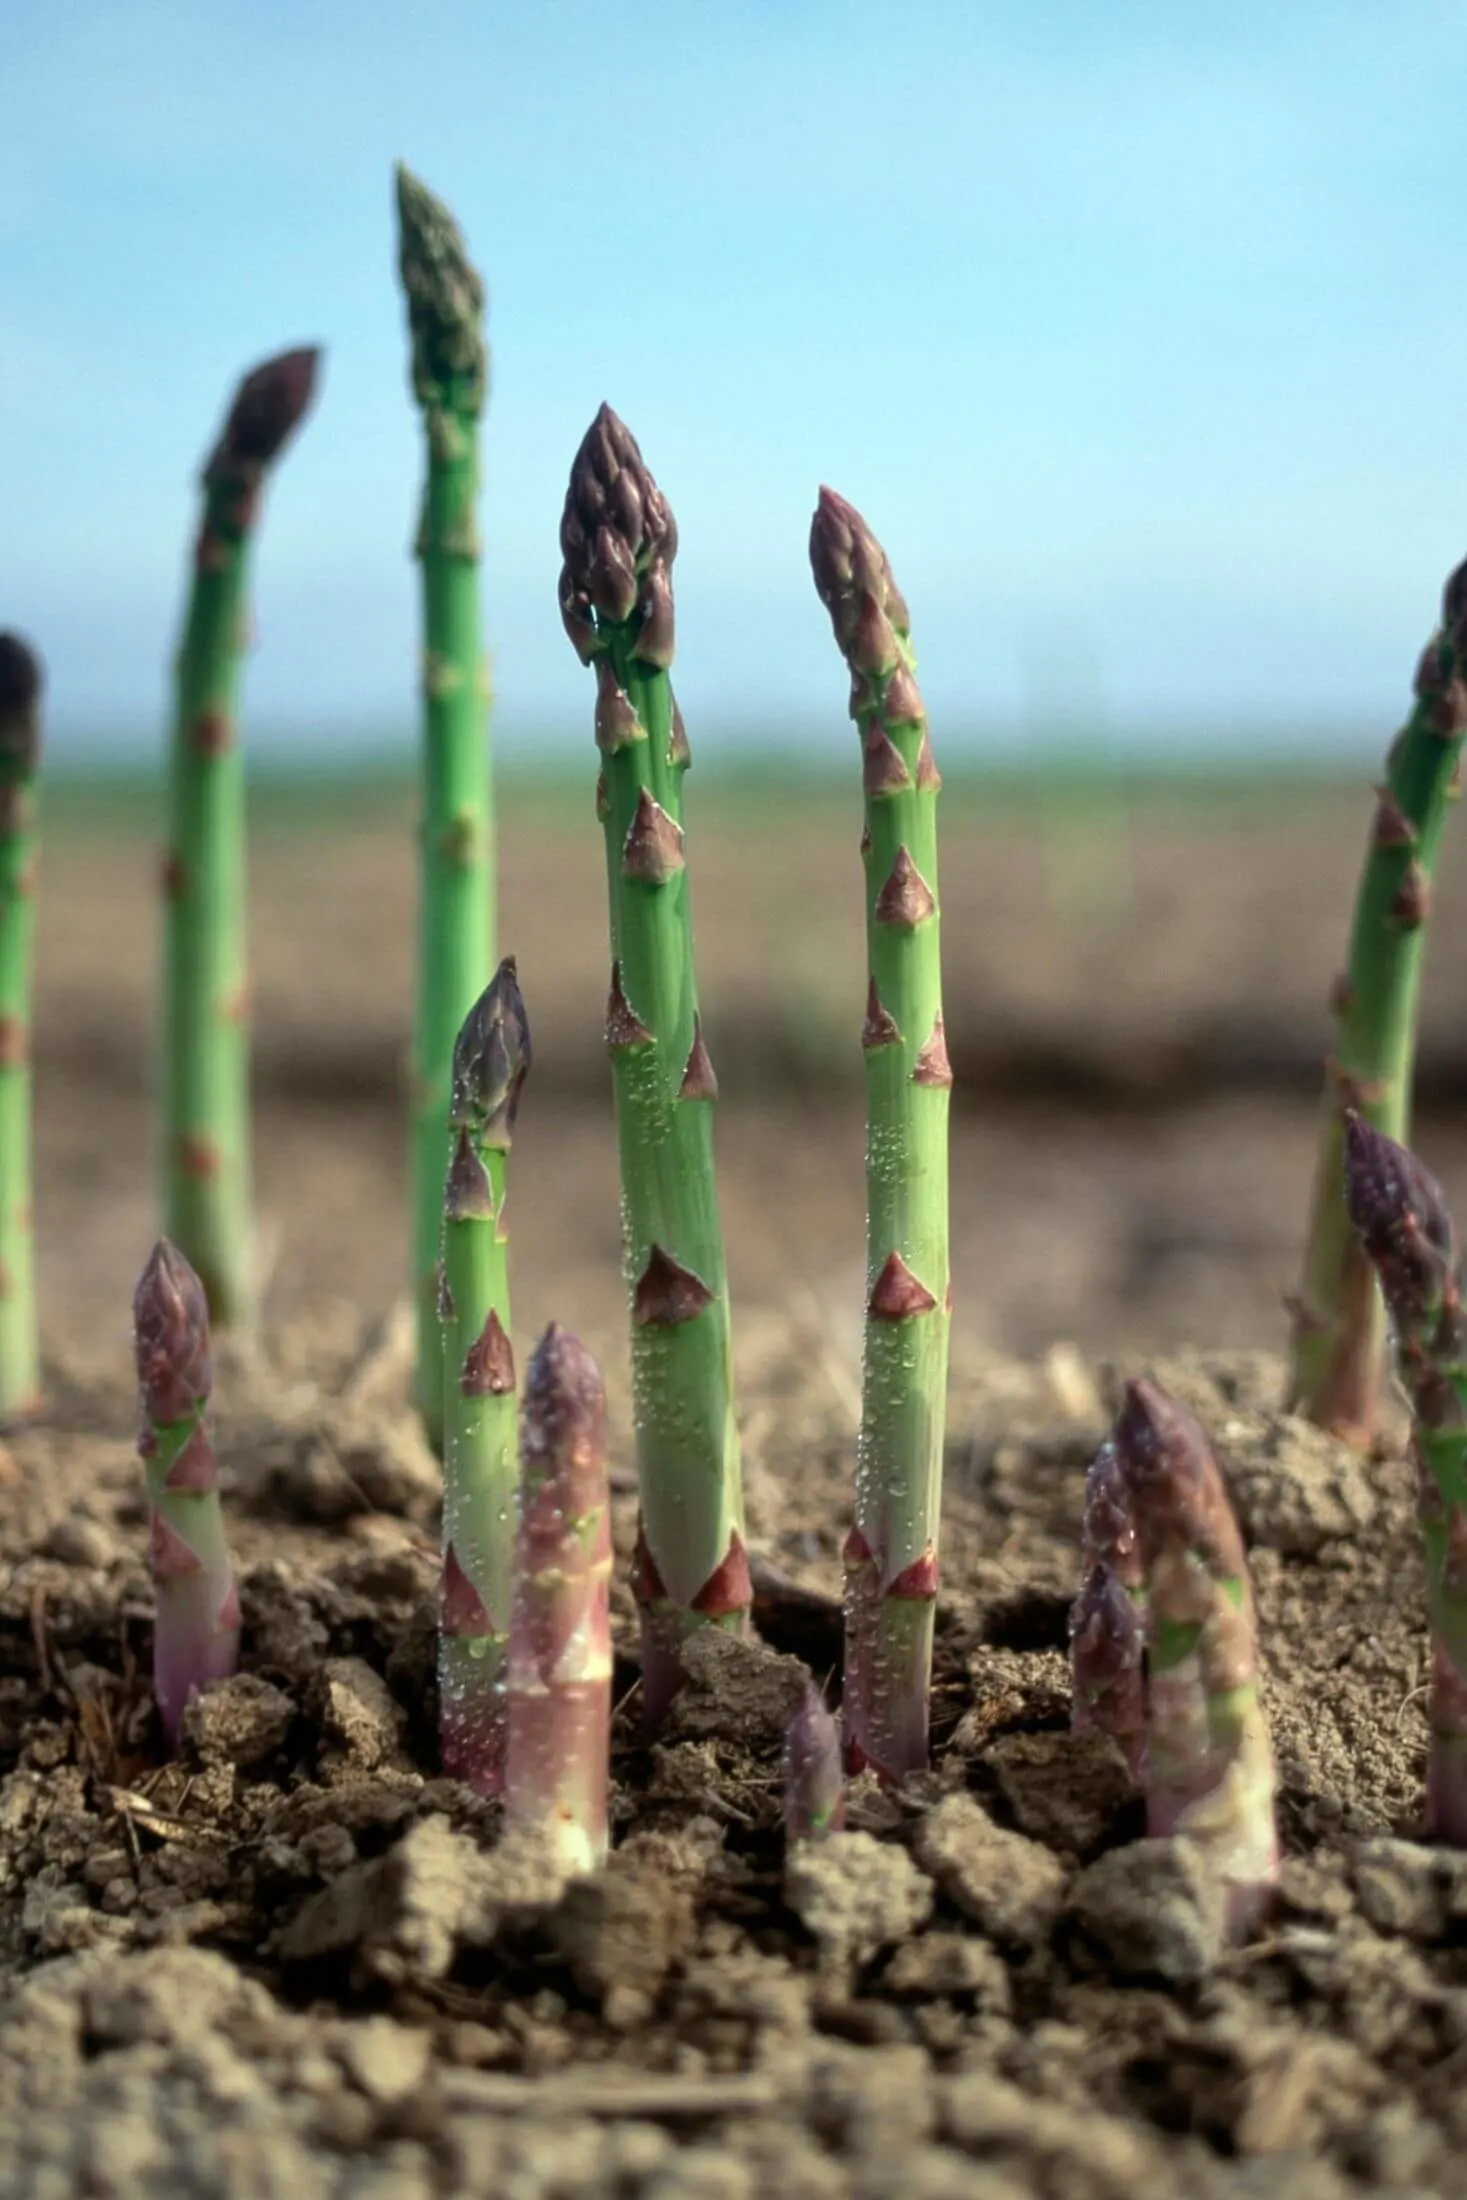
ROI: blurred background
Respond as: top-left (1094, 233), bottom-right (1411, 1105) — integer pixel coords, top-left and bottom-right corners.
top-left (4, 0), bottom-right (1467, 1369)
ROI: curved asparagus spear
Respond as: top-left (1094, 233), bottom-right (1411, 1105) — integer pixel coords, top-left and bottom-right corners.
top-left (395, 165), bottom-right (495, 1449)
top-left (1343, 1112), bottom-right (1467, 1843)
top-left (809, 487), bottom-right (951, 1782)
top-left (558, 405), bottom-right (746, 1725)
top-left (439, 957), bottom-right (530, 1793)
top-left (505, 1324), bottom-right (613, 1873)
top-left (0, 634), bottom-right (41, 1418)
top-left (1113, 1379), bottom-right (1278, 1937)
top-left (163, 346), bottom-right (320, 1327)
top-left (784, 1683), bottom-right (845, 1842)
top-left (133, 1239), bottom-right (240, 1745)
top-left (1069, 1439), bottom-right (1146, 1777)
top-left (1288, 559), bottom-right (1467, 1440)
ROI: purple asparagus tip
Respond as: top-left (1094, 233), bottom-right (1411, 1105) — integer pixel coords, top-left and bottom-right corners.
top-left (206, 346), bottom-right (322, 482)
top-left (0, 633), bottom-right (42, 778)
top-left (133, 1239), bottom-right (213, 1426)
top-left (520, 1322), bottom-right (607, 1520)
top-left (1342, 1110), bottom-right (1457, 1320)
top-left (450, 956), bottom-right (532, 1147)
top-left (505, 1324), bottom-right (613, 1872)
top-left (784, 1683), bottom-right (845, 1842)
top-left (558, 405), bottom-right (678, 666)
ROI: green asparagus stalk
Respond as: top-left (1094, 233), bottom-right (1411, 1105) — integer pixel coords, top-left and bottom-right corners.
top-left (809, 487), bottom-right (951, 1783)
top-left (1343, 1112), bottom-right (1467, 1844)
top-left (558, 405), bottom-right (747, 1725)
top-left (784, 1683), bottom-right (845, 1841)
top-left (505, 1324), bottom-right (613, 1873)
top-left (1069, 1439), bottom-right (1146, 1778)
top-left (394, 164), bottom-right (495, 1448)
top-left (163, 346), bottom-right (320, 1327)
top-left (439, 957), bottom-right (530, 1794)
top-left (1287, 559), bottom-right (1467, 1441)
top-left (133, 1238), bottom-right (240, 1746)
top-left (0, 634), bottom-right (42, 1419)
top-left (1113, 1379), bottom-right (1278, 1937)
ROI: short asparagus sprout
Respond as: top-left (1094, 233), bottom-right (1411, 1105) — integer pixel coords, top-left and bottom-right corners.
top-left (504, 1324), bottom-right (613, 1874)
top-left (0, 633), bottom-right (42, 1419)
top-left (163, 345), bottom-right (321, 1328)
top-left (559, 405), bottom-right (747, 1725)
top-left (784, 1684), bottom-right (845, 1842)
top-left (394, 165), bottom-right (495, 1448)
top-left (439, 958), bottom-right (531, 1795)
top-left (1288, 558), bottom-right (1467, 1442)
top-left (1113, 1378), bottom-right (1278, 1937)
top-left (1069, 1440), bottom-right (1146, 1779)
top-left (1343, 1111), bottom-right (1467, 1845)
top-left (809, 486), bottom-right (951, 1783)
top-left (133, 1239), bottom-right (240, 1746)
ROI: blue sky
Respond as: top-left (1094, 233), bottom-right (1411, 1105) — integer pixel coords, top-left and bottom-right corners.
top-left (2, 0), bottom-right (1465, 763)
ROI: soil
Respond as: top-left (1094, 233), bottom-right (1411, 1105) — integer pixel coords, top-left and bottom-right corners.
top-left (6, 790), bottom-right (1467, 2196)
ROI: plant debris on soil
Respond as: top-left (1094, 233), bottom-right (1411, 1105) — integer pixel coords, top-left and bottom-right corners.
top-left (0, 1324), bottom-right (1460, 2199)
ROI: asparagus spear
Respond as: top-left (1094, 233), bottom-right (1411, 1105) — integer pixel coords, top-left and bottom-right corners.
top-left (163, 346), bottom-right (321, 1328)
top-left (133, 1239), bottom-right (240, 1746)
top-left (394, 165), bottom-right (495, 1449)
top-left (1113, 1379), bottom-right (1278, 1936)
top-left (0, 634), bottom-right (41, 1418)
top-left (558, 405), bottom-right (746, 1724)
top-left (1288, 559), bottom-right (1467, 1441)
top-left (784, 1683), bottom-right (845, 1842)
top-left (1069, 1439), bottom-right (1146, 1778)
top-left (439, 958), bottom-right (530, 1794)
top-left (505, 1324), bottom-right (613, 1873)
top-left (809, 487), bottom-right (951, 1782)
top-left (1343, 1112), bottom-right (1467, 1843)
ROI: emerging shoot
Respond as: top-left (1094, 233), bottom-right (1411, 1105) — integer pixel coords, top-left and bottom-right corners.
top-left (395, 163), bottom-right (496, 1447)
top-left (1343, 1111), bottom-right (1467, 1845)
top-left (505, 1324), bottom-right (613, 1873)
top-left (0, 633), bottom-right (42, 1417)
top-left (1288, 558), bottom-right (1467, 1441)
top-left (810, 486), bottom-right (951, 1782)
top-left (439, 957), bottom-right (531, 1794)
top-left (133, 1238), bottom-right (240, 1745)
top-left (162, 344), bottom-right (321, 1327)
top-left (1112, 1378), bottom-right (1278, 1937)
top-left (559, 405), bottom-right (747, 1724)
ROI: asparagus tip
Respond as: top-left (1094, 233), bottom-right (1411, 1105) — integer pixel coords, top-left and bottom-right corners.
top-left (1341, 1111), bottom-right (1457, 1307)
top-left (133, 1239), bottom-right (213, 1426)
top-left (522, 1322), bottom-right (606, 1474)
top-left (394, 163), bottom-right (487, 414)
top-left (450, 957), bottom-right (531, 1147)
top-left (208, 347), bottom-right (322, 480)
top-left (0, 633), bottom-right (41, 715)
top-left (559, 407), bottom-right (678, 664)
top-left (784, 1684), bottom-right (845, 1841)
top-left (0, 632), bottom-right (43, 777)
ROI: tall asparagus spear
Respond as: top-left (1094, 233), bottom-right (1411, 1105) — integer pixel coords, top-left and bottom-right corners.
top-left (1113, 1379), bottom-right (1278, 1937)
top-left (133, 1239), bottom-right (240, 1746)
top-left (809, 488), bottom-right (951, 1783)
top-left (1288, 559), bottom-right (1467, 1441)
top-left (163, 346), bottom-right (321, 1328)
top-left (394, 165), bottom-right (494, 1448)
top-left (1343, 1113), bottom-right (1467, 1844)
top-left (0, 635), bottom-right (41, 1418)
top-left (439, 958), bottom-right (530, 1794)
top-left (505, 1324), bottom-right (613, 1873)
top-left (558, 405), bottom-right (747, 1724)
top-left (1069, 1439), bottom-right (1146, 1778)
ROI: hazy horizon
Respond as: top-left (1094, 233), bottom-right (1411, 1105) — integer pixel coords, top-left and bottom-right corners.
top-left (4, 1), bottom-right (1465, 765)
